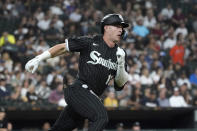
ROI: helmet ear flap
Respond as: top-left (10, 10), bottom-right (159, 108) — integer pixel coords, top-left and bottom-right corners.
top-left (121, 29), bottom-right (128, 40)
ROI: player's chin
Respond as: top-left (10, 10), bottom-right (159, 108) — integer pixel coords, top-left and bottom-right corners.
top-left (115, 36), bottom-right (121, 42)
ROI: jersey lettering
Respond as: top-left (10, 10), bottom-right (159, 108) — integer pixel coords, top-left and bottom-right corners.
top-left (87, 51), bottom-right (117, 70)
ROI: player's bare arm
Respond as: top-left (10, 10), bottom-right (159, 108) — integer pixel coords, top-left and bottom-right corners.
top-left (49, 43), bottom-right (67, 57)
top-left (25, 43), bottom-right (67, 73)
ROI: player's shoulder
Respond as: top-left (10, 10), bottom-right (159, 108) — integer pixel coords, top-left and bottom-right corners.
top-left (91, 34), bottom-right (103, 41)
top-left (84, 34), bottom-right (103, 46)
top-left (70, 34), bottom-right (102, 44)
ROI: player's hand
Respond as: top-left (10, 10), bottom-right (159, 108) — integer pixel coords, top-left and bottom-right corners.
top-left (25, 57), bottom-right (41, 73)
top-left (116, 47), bottom-right (125, 65)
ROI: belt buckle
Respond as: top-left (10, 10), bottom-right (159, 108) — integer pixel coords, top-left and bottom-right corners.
top-left (82, 84), bottom-right (88, 89)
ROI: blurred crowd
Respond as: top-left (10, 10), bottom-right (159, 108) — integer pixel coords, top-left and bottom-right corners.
top-left (1, 0), bottom-right (197, 111)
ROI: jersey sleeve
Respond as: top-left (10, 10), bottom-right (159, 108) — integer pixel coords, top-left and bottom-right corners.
top-left (65, 36), bottom-right (92, 52)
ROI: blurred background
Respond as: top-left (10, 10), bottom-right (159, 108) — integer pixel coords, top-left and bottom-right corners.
top-left (1, 0), bottom-right (197, 130)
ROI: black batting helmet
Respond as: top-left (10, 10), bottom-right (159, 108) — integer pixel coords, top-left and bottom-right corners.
top-left (101, 14), bottom-right (129, 34)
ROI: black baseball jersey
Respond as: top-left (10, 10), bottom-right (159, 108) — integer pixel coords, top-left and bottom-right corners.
top-left (66, 35), bottom-right (120, 96)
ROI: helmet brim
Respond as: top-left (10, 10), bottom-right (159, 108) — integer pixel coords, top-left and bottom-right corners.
top-left (121, 22), bottom-right (129, 28)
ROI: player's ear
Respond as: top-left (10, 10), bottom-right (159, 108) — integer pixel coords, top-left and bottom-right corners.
top-left (104, 25), bottom-right (109, 33)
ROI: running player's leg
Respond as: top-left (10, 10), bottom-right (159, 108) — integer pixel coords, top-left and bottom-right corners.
top-left (69, 86), bottom-right (108, 131)
top-left (49, 106), bottom-right (84, 131)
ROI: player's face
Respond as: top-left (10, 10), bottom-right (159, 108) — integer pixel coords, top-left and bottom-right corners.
top-left (106, 25), bottom-right (123, 42)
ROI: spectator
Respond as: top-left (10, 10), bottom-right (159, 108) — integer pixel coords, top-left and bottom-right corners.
top-left (1, 52), bottom-right (13, 73)
top-left (0, 74), bottom-right (11, 100)
top-left (192, 89), bottom-right (197, 106)
top-left (157, 88), bottom-right (170, 107)
top-left (7, 122), bottom-right (13, 131)
top-left (42, 122), bottom-right (51, 131)
top-left (34, 7), bottom-right (44, 21)
top-left (44, 22), bottom-right (62, 47)
top-left (33, 39), bottom-right (49, 53)
top-left (0, 32), bottom-right (16, 48)
top-left (170, 33), bottom-right (185, 66)
top-left (160, 3), bottom-right (174, 20)
top-left (173, 63), bottom-right (184, 78)
top-left (69, 8), bottom-right (82, 23)
top-left (26, 84), bottom-right (39, 105)
top-left (157, 77), bottom-right (168, 91)
top-left (128, 64), bottom-right (141, 85)
top-left (49, 3), bottom-right (63, 16)
top-left (132, 16), bottom-right (149, 38)
top-left (189, 68), bottom-right (197, 87)
top-left (52, 15), bottom-right (64, 32)
top-left (14, 25), bottom-right (28, 40)
top-left (140, 67), bottom-right (153, 86)
top-left (143, 9), bottom-right (157, 29)
top-left (141, 90), bottom-right (159, 108)
top-left (174, 21), bottom-right (188, 39)
top-left (193, 17), bottom-right (197, 33)
top-left (20, 79), bottom-right (31, 102)
top-left (169, 87), bottom-right (188, 107)
top-left (10, 85), bottom-right (21, 101)
top-left (146, 36), bottom-right (160, 56)
top-left (145, 0), bottom-right (153, 10)
top-left (136, 53), bottom-right (146, 70)
top-left (177, 72), bottom-right (191, 89)
top-left (162, 27), bottom-right (176, 50)
top-left (179, 83), bottom-right (192, 105)
top-left (50, 74), bottom-right (63, 90)
top-left (48, 82), bottom-right (64, 104)
top-left (104, 91), bottom-right (118, 108)
top-left (10, 71), bottom-right (23, 87)
top-left (116, 84), bottom-right (131, 107)
top-left (35, 81), bottom-right (51, 100)
top-left (150, 67), bottom-right (163, 85)
top-left (37, 15), bottom-right (51, 31)
top-left (128, 87), bottom-right (142, 108)
top-left (68, 61), bottom-right (79, 78)
top-left (163, 64), bottom-right (174, 79)
top-left (0, 107), bottom-right (8, 131)
top-left (116, 122), bottom-right (124, 131)
top-left (172, 8), bottom-right (186, 28)
top-left (152, 23), bottom-right (164, 38)
top-left (149, 52), bottom-right (163, 69)
top-left (132, 121), bottom-right (141, 131)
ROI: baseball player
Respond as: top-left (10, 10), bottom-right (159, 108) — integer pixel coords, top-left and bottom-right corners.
top-left (25, 14), bottom-right (129, 131)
